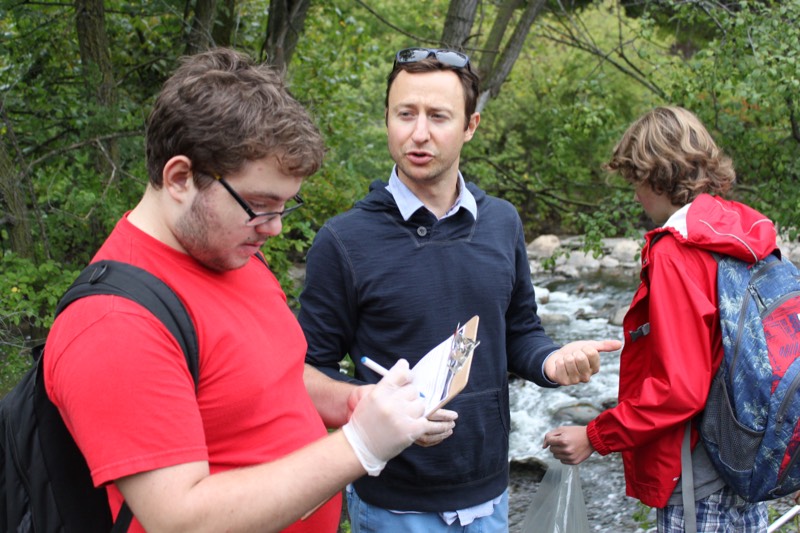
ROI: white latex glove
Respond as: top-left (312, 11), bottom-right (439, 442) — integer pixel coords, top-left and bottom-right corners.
top-left (342, 359), bottom-right (429, 476)
top-left (415, 408), bottom-right (458, 447)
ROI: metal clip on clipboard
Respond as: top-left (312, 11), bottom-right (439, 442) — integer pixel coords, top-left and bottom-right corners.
top-left (440, 322), bottom-right (481, 401)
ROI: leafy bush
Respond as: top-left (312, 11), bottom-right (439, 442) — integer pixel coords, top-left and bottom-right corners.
top-left (0, 254), bottom-right (80, 348)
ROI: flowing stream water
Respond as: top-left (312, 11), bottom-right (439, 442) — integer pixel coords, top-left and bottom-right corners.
top-left (507, 272), bottom-right (655, 532)
top-left (505, 266), bottom-right (800, 533)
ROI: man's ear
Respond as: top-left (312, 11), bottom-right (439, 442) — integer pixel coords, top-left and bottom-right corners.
top-left (464, 112), bottom-right (480, 142)
top-left (162, 156), bottom-right (194, 202)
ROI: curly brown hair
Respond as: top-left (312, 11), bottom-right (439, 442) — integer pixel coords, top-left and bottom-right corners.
top-left (605, 106), bottom-right (736, 206)
top-left (145, 48), bottom-right (324, 190)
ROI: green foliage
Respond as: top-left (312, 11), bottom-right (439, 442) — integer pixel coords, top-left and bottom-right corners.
top-left (767, 503), bottom-right (800, 532)
top-left (648, 0), bottom-right (800, 236)
top-left (0, 350), bottom-right (32, 398)
top-left (0, 254), bottom-right (81, 343)
top-left (261, 218), bottom-right (317, 306)
top-left (287, 2), bottom-right (392, 227)
top-left (466, 1), bottom-right (664, 237)
top-left (258, 2), bottom-right (406, 300)
top-left (631, 501), bottom-right (655, 530)
top-left (517, 0), bottom-right (800, 243)
top-left (273, 1), bottom-right (460, 271)
top-left (1, 1), bottom-right (175, 268)
top-left (570, 191), bottom-right (645, 253)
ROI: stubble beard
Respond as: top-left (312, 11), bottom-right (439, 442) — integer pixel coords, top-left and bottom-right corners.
top-left (174, 194), bottom-right (237, 272)
top-left (396, 158), bottom-right (449, 188)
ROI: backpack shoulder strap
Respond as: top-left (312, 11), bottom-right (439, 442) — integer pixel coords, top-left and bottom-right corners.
top-left (648, 230), bottom-right (671, 249)
top-left (51, 260), bottom-right (199, 533)
top-left (254, 251), bottom-right (268, 267)
top-left (680, 422), bottom-right (698, 533)
top-left (639, 230), bottom-right (673, 287)
top-left (55, 260), bottom-right (199, 387)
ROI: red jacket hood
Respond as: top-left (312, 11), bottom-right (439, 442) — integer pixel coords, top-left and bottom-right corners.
top-left (652, 194), bottom-right (777, 263)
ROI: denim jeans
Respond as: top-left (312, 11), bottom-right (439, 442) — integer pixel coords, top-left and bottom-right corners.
top-left (346, 484), bottom-right (510, 533)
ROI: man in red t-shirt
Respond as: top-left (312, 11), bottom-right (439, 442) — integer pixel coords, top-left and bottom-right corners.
top-left (44, 48), bottom-right (445, 533)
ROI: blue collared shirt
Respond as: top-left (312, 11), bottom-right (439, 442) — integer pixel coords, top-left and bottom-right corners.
top-left (386, 167), bottom-right (478, 222)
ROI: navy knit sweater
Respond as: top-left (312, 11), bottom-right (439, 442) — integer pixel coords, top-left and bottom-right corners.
top-left (299, 179), bottom-right (559, 512)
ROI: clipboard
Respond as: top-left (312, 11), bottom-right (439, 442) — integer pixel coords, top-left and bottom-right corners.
top-left (410, 316), bottom-right (480, 416)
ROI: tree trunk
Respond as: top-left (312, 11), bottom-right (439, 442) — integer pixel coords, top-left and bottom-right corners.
top-left (262, 0), bottom-right (312, 70)
top-left (477, 0), bottom-right (524, 77)
top-left (439, 0), bottom-right (544, 112)
top-left (213, 0), bottom-right (237, 47)
top-left (74, 0), bottom-right (120, 180)
top-left (474, 0), bottom-right (546, 112)
top-left (441, 0), bottom-right (479, 49)
top-left (0, 141), bottom-right (34, 259)
top-left (186, 0), bottom-right (218, 55)
top-left (75, 0), bottom-right (115, 108)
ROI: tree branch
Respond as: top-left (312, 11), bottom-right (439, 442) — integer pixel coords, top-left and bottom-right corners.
top-left (21, 131), bottom-right (140, 179)
top-left (466, 155), bottom-right (609, 210)
top-left (536, 10), bottom-right (670, 100)
top-left (353, 0), bottom-right (440, 45)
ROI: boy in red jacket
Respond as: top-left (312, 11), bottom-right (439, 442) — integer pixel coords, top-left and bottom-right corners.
top-left (544, 106), bottom-right (769, 532)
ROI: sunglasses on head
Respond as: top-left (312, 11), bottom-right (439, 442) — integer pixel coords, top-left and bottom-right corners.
top-left (394, 48), bottom-right (471, 70)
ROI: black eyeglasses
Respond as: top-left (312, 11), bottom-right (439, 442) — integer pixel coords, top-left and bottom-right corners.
top-left (394, 48), bottom-right (471, 70)
top-left (213, 174), bottom-right (304, 227)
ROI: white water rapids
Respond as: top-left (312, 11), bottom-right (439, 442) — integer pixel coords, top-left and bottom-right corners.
top-left (508, 273), bottom-right (653, 532)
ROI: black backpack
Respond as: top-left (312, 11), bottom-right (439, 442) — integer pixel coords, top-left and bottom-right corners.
top-left (0, 260), bottom-right (199, 533)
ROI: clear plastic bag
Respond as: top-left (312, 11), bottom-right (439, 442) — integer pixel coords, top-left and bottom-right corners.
top-left (521, 460), bottom-right (590, 533)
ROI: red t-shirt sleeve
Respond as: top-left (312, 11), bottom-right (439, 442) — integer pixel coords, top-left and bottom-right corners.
top-left (45, 295), bottom-right (209, 487)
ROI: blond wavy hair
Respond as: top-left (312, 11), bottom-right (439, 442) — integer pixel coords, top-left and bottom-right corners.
top-left (605, 106), bottom-right (736, 206)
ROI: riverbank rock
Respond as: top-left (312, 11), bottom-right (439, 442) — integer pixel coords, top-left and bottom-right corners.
top-left (778, 234), bottom-right (800, 264)
top-left (538, 313), bottom-right (571, 326)
top-left (610, 239), bottom-right (641, 263)
top-left (611, 306), bottom-right (628, 326)
top-left (528, 232), bottom-right (800, 281)
top-left (508, 459), bottom-right (547, 533)
top-left (527, 235), bottom-right (561, 258)
top-left (527, 234), bottom-right (641, 279)
top-left (552, 403), bottom-right (603, 425)
top-left (534, 285), bottom-right (550, 304)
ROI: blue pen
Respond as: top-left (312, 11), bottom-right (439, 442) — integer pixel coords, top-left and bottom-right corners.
top-left (361, 356), bottom-right (390, 376)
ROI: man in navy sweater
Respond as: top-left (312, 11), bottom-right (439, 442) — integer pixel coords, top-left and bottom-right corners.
top-left (299, 48), bottom-right (622, 532)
